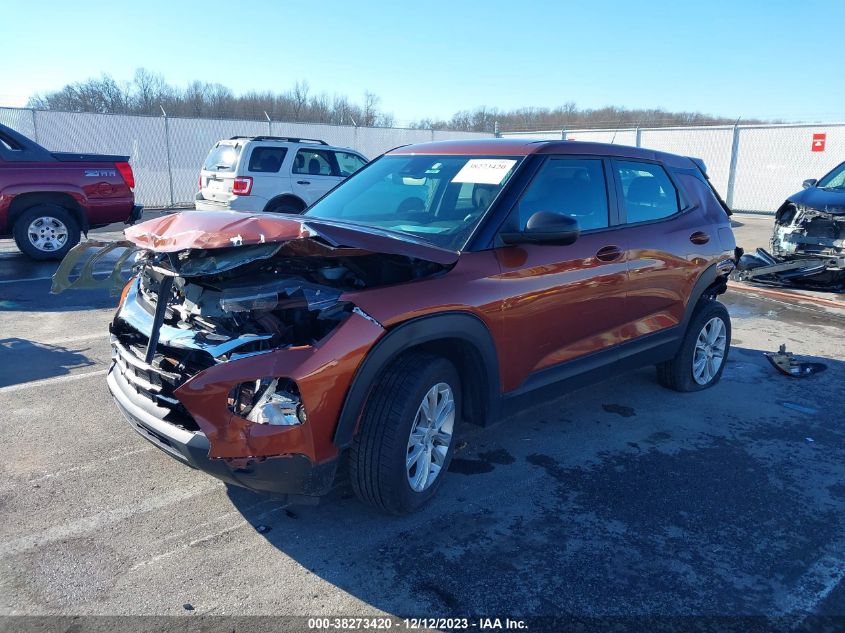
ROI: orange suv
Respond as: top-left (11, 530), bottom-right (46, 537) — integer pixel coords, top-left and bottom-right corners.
top-left (89, 139), bottom-right (737, 514)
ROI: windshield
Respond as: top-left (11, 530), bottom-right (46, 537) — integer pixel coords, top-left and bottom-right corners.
top-left (818, 163), bottom-right (845, 190)
top-left (203, 142), bottom-right (242, 172)
top-left (303, 155), bottom-right (521, 249)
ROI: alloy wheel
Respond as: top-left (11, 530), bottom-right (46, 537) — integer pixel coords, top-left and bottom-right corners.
top-left (27, 216), bottom-right (69, 252)
top-left (693, 316), bottom-right (727, 385)
top-left (406, 382), bottom-right (455, 492)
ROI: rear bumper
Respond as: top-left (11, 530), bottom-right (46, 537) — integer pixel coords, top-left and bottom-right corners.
top-left (126, 205), bottom-right (144, 225)
top-left (194, 192), bottom-right (266, 212)
top-left (107, 365), bottom-right (338, 497)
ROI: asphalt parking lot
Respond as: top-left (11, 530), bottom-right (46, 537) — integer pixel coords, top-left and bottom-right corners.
top-left (2, 213), bottom-right (845, 630)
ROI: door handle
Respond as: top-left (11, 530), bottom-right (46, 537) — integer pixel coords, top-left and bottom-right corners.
top-left (690, 231), bottom-right (710, 245)
top-left (595, 245), bottom-right (623, 262)
top-left (296, 180), bottom-right (311, 185)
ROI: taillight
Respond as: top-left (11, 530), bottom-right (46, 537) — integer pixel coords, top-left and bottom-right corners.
top-left (115, 161), bottom-right (135, 190)
top-left (198, 174), bottom-right (203, 191)
top-left (232, 176), bottom-right (253, 196)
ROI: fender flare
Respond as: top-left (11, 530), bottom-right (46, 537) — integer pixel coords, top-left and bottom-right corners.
top-left (680, 261), bottom-right (729, 331)
top-left (332, 311), bottom-right (501, 449)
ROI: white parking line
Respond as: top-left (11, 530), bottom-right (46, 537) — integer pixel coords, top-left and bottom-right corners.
top-left (0, 368), bottom-right (108, 394)
top-left (131, 502), bottom-right (289, 572)
top-left (39, 332), bottom-right (110, 346)
top-left (0, 275), bottom-right (55, 285)
top-left (28, 447), bottom-right (154, 484)
top-left (777, 549), bottom-right (845, 623)
top-left (0, 481), bottom-right (221, 559)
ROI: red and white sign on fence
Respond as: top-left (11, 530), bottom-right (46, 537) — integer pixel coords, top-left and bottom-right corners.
top-left (812, 133), bottom-right (826, 152)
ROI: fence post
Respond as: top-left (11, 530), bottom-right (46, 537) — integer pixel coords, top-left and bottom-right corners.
top-left (561, 128), bottom-right (566, 140)
top-left (30, 109), bottom-right (39, 144)
top-left (264, 111), bottom-right (272, 135)
top-left (431, 128), bottom-right (435, 142)
top-left (725, 120), bottom-right (741, 209)
top-left (635, 126), bottom-right (641, 148)
top-left (161, 106), bottom-right (175, 208)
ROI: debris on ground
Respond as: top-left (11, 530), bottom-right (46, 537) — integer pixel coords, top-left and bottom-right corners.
top-left (182, 603), bottom-right (194, 611)
top-left (602, 404), bottom-right (636, 417)
top-left (778, 401), bottom-right (819, 415)
top-left (764, 344), bottom-right (827, 377)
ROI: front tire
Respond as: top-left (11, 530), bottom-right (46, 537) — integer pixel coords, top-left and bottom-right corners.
top-left (657, 300), bottom-right (731, 392)
top-left (13, 205), bottom-right (80, 260)
top-left (350, 352), bottom-right (460, 514)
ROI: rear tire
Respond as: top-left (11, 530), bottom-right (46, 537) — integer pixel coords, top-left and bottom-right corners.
top-left (657, 300), bottom-right (731, 392)
top-left (350, 352), bottom-right (460, 514)
top-left (13, 205), bottom-right (80, 260)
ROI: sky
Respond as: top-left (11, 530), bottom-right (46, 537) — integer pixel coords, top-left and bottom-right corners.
top-left (2, 0), bottom-right (843, 125)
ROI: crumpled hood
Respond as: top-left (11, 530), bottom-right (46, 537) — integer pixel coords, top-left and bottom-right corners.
top-left (124, 210), bottom-right (459, 265)
top-left (787, 187), bottom-right (845, 215)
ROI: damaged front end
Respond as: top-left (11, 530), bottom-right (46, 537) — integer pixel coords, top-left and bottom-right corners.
top-left (762, 202), bottom-right (845, 287)
top-left (55, 211), bottom-right (456, 497)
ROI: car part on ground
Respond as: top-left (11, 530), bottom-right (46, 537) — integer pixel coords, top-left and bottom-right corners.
top-left (764, 344), bottom-right (828, 378)
top-left (54, 138), bottom-right (736, 513)
top-left (732, 247), bottom-right (845, 289)
top-left (0, 122), bottom-right (142, 259)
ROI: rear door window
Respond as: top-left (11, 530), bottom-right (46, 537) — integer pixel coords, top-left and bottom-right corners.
top-left (293, 149), bottom-right (337, 176)
top-left (614, 161), bottom-right (681, 223)
top-left (248, 147), bottom-right (287, 173)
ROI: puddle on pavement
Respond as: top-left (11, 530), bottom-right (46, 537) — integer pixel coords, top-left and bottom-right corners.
top-left (723, 291), bottom-right (845, 329)
top-left (449, 448), bottom-right (515, 476)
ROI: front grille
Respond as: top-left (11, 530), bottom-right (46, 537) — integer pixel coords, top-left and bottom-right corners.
top-left (110, 326), bottom-right (215, 432)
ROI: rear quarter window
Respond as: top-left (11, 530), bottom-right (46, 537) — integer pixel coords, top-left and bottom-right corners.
top-left (248, 147), bottom-right (287, 173)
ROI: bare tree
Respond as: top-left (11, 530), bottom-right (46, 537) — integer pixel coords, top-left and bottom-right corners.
top-left (362, 91), bottom-right (380, 127)
top-left (24, 67), bottom-right (758, 131)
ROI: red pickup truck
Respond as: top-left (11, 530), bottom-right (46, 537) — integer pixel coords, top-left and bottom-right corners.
top-left (0, 122), bottom-right (142, 259)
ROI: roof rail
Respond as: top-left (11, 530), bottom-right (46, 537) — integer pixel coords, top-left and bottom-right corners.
top-left (228, 135), bottom-right (328, 145)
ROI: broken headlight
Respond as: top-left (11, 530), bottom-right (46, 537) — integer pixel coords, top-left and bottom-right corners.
top-left (228, 378), bottom-right (306, 426)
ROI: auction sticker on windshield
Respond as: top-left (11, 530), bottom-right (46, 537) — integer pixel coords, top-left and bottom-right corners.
top-left (452, 159), bottom-right (517, 185)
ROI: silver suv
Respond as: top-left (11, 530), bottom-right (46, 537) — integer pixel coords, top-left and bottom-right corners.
top-left (196, 136), bottom-right (368, 213)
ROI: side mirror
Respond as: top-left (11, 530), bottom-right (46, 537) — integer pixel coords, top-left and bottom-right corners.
top-left (802, 178), bottom-right (818, 189)
top-left (500, 211), bottom-right (580, 246)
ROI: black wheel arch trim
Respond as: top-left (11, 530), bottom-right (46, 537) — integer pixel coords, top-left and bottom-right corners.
top-left (332, 311), bottom-right (501, 449)
top-left (264, 194), bottom-right (307, 213)
top-left (682, 261), bottom-right (729, 330)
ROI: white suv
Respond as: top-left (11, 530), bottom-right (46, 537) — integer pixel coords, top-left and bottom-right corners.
top-left (195, 136), bottom-right (368, 213)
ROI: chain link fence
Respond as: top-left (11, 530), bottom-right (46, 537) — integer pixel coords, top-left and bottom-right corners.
top-left (0, 107), bottom-right (493, 208)
top-left (502, 123), bottom-right (845, 213)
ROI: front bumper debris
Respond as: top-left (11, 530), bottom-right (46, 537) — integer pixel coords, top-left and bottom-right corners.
top-left (108, 366), bottom-right (338, 496)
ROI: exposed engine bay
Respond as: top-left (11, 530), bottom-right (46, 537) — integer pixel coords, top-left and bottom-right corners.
top-left (733, 204), bottom-right (845, 289)
top-left (53, 228), bottom-right (451, 435)
top-left (132, 241), bottom-right (441, 350)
